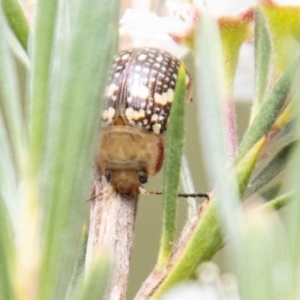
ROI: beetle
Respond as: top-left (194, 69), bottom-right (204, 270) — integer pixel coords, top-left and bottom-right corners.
top-left (97, 47), bottom-right (193, 196)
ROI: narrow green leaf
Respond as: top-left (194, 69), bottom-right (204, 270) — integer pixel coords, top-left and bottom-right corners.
top-left (29, 0), bottom-right (58, 175)
top-left (245, 142), bottom-right (294, 198)
top-left (250, 7), bottom-right (271, 122)
top-left (260, 184), bottom-right (281, 201)
top-left (0, 6), bottom-right (23, 225)
top-left (153, 146), bottom-right (275, 298)
top-left (260, 192), bottom-right (291, 212)
top-left (0, 7), bottom-right (26, 169)
top-left (265, 120), bottom-right (295, 158)
top-left (72, 255), bottom-right (111, 300)
top-left (286, 73), bottom-right (300, 268)
top-left (38, 0), bottom-right (119, 299)
top-left (153, 201), bottom-right (223, 298)
top-left (235, 137), bottom-right (266, 197)
top-left (1, 0), bottom-right (29, 51)
top-left (0, 118), bottom-right (19, 226)
top-left (157, 65), bottom-right (186, 268)
top-left (195, 12), bottom-right (241, 256)
top-left (0, 197), bottom-right (15, 300)
top-left (152, 14), bottom-right (273, 296)
top-left (236, 54), bottom-right (300, 163)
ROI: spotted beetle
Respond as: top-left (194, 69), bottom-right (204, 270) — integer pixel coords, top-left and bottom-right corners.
top-left (97, 47), bottom-right (192, 196)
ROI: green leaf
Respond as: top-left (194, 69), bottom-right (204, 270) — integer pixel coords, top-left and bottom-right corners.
top-left (0, 118), bottom-right (19, 226)
top-left (236, 53), bottom-right (300, 163)
top-left (195, 12), bottom-right (241, 255)
top-left (153, 201), bottom-right (223, 298)
top-left (261, 4), bottom-right (300, 77)
top-left (235, 137), bottom-right (266, 197)
top-left (250, 7), bottom-right (271, 122)
top-left (38, 1), bottom-right (119, 299)
top-left (260, 184), bottom-right (281, 201)
top-left (157, 64), bottom-right (186, 268)
top-left (245, 142), bottom-right (294, 198)
top-left (286, 78), bottom-right (300, 267)
top-left (72, 255), bottom-right (111, 300)
top-left (0, 7), bottom-right (26, 170)
top-left (0, 197), bottom-right (15, 300)
top-left (0, 5), bottom-right (23, 226)
top-left (260, 192), bottom-right (291, 212)
top-left (1, 0), bottom-right (29, 51)
top-left (29, 0), bottom-right (59, 175)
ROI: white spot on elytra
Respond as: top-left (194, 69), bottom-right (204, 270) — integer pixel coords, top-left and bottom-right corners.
top-left (102, 107), bottom-right (115, 122)
top-left (154, 88), bottom-right (174, 105)
top-left (125, 107), bottom-right (134, 121)
top-left (114, 72), bottom-right (120, 78)
top-left (154, 93), bottom-right (164, 105)
top-left (106, 83), bottom-right (119, 97)
top-left (130, 84), bottom-right (149, 99)
top-left (166, 88), bottom-right (174, 103)
top-left (139, 86), bottom-right (149, 99)
top-left (127, 96), bottom-right (133, 103)
top-left (152, 123), bottom-right (161, 134)
top-left (143, 119), bottom-right (148, 125)
top-left (156, 55), bottom-right (163, 62)
top-left (121, 53), bottom-right (130, 61)
top-left (125, 107), bottom-right (145, 121)
top-left (151, 114), bottom-right (158, 122)
top-left (161, 66), bottom-right (166, 72)
top-left (138, 54), bottom-right (147, 61)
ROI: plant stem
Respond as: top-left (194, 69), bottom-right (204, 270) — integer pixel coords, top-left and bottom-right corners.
top-left (86, 176), bottom-right (138, 300)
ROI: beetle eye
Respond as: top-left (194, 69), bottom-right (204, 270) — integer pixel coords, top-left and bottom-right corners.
top-left (105, 170), bottom-right (111, 182)
top-left (138, 171), bottom-right (148, 184)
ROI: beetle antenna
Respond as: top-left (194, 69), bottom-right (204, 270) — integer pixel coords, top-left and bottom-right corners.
top-left (139, 187), bottom-right (209, 199)
top-left (178, 193), bottom-right (209, 200)
top-left (86, 191), bottom-right (104, 202)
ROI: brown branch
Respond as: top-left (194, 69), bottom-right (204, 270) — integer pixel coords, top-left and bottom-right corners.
top-left (85, 176), bottom-right (138, 300)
